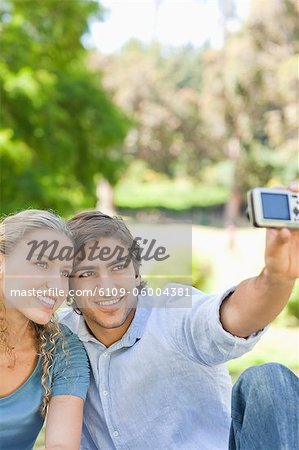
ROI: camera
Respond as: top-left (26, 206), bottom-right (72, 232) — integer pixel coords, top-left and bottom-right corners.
top-left (247, 187), bottom-right (299, 229)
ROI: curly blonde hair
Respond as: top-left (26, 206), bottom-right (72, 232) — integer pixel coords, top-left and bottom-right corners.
top-left (0, 209), bottom-right (72, 417)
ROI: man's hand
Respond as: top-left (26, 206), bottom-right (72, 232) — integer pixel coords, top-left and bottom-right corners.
top-left (265, 181), bottom-right (299, 280)
top-left (264, 227), bottom-right (299, 281)
top-left (220, 183), bottom-right (298, 338)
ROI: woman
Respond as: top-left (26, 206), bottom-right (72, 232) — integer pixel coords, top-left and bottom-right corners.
top-left (0, 210), bottom-right (90, 450)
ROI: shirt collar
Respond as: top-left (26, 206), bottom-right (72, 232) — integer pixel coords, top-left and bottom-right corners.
top-left (125, 303), bottom-right (151, 341)
top-left (76, 313), bottom-right (99, 343)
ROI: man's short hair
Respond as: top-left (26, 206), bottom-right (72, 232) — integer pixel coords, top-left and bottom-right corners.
top-left (67, 211), bottom-right (146, 289)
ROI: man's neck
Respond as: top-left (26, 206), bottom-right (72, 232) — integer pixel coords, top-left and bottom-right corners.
top-left (84, 309), bottom-right (136, 348)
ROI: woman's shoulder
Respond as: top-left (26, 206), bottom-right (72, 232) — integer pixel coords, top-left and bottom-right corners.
top-left (59, 323), bottom-right (79, 340)
top-left (53, 323), bottom-right (87, 358)
top-left (50, 324), bottom-right (90, 399)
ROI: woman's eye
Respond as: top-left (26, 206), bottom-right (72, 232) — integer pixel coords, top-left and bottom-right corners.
top-left (60, 270), bottom-right (71, 278)
top-left (79, 271), bottom-right (94, 278)
top-left (34, 261), bottom-right (48, 269)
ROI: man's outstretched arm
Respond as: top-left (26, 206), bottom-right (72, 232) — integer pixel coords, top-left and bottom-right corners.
top-left (220, 227), bottom-right (299, 338)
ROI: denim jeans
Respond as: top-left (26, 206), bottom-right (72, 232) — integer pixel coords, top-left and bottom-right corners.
top-left (229, 363), bottom-right (299, 450)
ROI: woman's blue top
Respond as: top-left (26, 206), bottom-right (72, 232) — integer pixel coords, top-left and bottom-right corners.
top-left (0, 325), bottom-right (90, 450)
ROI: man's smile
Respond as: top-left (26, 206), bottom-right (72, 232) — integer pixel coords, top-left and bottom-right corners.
top-left (93, 294), bottom-right (126, 310)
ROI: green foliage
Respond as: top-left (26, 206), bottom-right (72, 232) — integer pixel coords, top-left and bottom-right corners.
top-left (0, 0), bottom-right (130, 215)
top-left (199, 0), bottom-right (298, 223)
top-left (228, 344), bottom-right (298, 382)
top-left (1, 0), bottom-right (297, 221)
top-left (114, 162), bottom-right (228, 209)
top-left (192, 256), bottom-right (213, 292)
top-left (91, 41), bottom-right (209, 178)
top-left (287, 282), bottom-right (299, 322)
top-left (227, 326), bottom-right (299, 382)
top-left (94, 0), bottom-right (298, 221)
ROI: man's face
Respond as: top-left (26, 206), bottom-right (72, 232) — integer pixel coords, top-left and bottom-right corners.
top-left (70, 237), bottom-right (140, 335)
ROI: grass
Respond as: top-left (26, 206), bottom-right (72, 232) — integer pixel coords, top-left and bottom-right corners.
top-left (228, 326), bottom-right (299, 382)
top-left (114, 178), bottom-right (228, 209)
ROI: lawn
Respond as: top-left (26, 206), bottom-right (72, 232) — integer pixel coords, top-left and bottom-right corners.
top-left (114, 178), bottom-right (228, 209)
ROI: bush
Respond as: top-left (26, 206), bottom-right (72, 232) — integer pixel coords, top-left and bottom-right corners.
top-left (286, 281), bottom-right (299, 323)
top-left (192, 256), bottom-right (213, 292)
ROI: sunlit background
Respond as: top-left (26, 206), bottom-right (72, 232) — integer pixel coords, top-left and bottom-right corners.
top-left (0, 3), bottom-right (298, 446)
top-left (87, 0), bottom-right (251, 52)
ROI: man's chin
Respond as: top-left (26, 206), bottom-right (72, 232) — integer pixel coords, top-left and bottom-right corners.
top-left (85, 307), bottom-right (135, 330)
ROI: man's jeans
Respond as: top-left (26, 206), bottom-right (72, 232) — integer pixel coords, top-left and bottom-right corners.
top-left (229, 363), bottom-right (299, 450)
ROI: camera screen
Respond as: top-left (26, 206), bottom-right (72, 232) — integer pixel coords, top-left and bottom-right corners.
top-left (261, 193), bottom-right (290, 220)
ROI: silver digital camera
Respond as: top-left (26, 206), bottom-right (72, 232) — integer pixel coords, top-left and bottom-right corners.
top-left (247, 187), bottom-right (299, 229)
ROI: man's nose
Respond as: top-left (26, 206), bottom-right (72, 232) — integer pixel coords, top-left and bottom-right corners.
top-left (96, 274), bottom-right (115, 291)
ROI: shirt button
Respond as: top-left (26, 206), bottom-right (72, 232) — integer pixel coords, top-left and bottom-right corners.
top-left (103, 352), bottom-right (108, 357)
top-left (113, 431), bottom-right (119, 437)
top-left (103, 390), bottom-right (108, 396)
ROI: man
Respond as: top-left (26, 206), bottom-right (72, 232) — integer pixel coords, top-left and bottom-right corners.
top-left (60, 210), bottom-right (299, 450)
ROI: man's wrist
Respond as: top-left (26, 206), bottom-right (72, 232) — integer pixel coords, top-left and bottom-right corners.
top-left (259, 268), bottom-right (296, 288)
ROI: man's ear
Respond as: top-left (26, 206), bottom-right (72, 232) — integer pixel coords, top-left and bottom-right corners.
top-left (135, 273), bottom-right (141, 286)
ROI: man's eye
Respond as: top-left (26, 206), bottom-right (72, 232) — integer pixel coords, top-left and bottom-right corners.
top-left (79, 271), bottom-right (94, 278)
top-left (34, 261), bottom-right (48, 269)
top-left (112, 264), bottom-right (125, 272)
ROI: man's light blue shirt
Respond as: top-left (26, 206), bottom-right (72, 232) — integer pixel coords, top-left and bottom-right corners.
top-left (60, 285), bottom-right (265, 450)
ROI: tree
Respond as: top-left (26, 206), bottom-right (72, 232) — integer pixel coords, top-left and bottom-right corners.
top-left (90, 41), bottom-right (213, 178)
top-left (0, 0), bottom-right (130, 215)
top-left (200, 0), bottom-right (298, 224)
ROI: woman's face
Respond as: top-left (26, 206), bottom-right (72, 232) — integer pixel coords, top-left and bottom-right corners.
top-left (0, 228), bottom-right (73, 325)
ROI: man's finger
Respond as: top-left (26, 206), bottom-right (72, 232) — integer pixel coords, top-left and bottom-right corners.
top-left (288, 181), bottom-right (299, 192)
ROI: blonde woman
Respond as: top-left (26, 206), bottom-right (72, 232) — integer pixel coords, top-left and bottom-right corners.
top-left (0, 210), bottom-right (90, 450)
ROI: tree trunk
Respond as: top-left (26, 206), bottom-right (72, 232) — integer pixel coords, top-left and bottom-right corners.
top-left (224, 135), bottom-right (242, 222)
top-left (225, 186), bottom-right (242, 226)
top-left (96, 179), bottom-right (116, 216)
